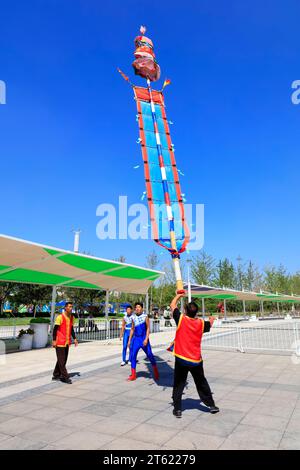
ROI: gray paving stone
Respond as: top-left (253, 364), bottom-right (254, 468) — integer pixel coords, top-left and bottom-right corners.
top-left (53, 397), bottom-right (93, 411)
top-left (26, 394), bottom-right (65, 407)
top-left (53, 411), bottom-right (105, 430)
top-left (285, 416), bottom-right (300, 433)
top-left (88, 417), bottom-right (140, 436)
top-left (126, 423), bottom-right (178, 446)
top-left (0, 416), bottom-right (42, 436)
top-left (231, 385), bottom-right (268, 396)
top-left (134, 398), bottom-right (172, 412)
top-left (185, 416), bottom-right (238, 437)
top-left (0, 412), bottom-right (15, 424)
top-left (48, 387), bottom-right (88, 398)
top-left (53, 430), bottom-right (114, 450)
top-left (101, 437), bottom-right (158, 450)
top-left (19, 423), bottom-right (74, 444)
top-left (252, 403), bottom-right (294, 419)
top-left (279, 431), bottom-right (300, 450)
top-left (0, 436), bottom-right (45, 450)
top-left (115, 406), bottom-right (159, 422)
top-left (145, 411), bottom-right (196, 429)
top-left (196, 408), bottom-right (245, 424)
top-left (164, 430), bottom-right (225, 450)
top-left (82, 403), bottom-right (119, 417)
top-left (0, 433), bottom-right (11, 443)
top-left (228, 423), bottom-right (283, 448)
top-left (217, 399), bottom-right (255, 413)
top-left (27, 407), bottom-right (70, 423)
top-left (75, 390), bottom-right (112, 402)
top-left (241, 412), bottom-right (288, 431)
top-left (225, 391), bottom-right (261, 404)
top-left (219, 437), bottom-right (274, 450)
top-left (0, 401), bottom-right (43, 416)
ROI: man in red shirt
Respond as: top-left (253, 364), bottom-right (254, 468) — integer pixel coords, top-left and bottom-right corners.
top-left (52, 302), bottom-right (78, 384)
top-left (170, 292), bottom-right (219, 418)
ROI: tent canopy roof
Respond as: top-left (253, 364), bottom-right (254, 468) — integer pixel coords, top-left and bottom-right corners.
top-left (0, 234), bottom-right (163, 295)
top-left (184, 283), bottom-right (300, 303)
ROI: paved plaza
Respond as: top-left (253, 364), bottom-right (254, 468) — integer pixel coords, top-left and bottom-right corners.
top-left (0, 332), bottom-right (300, 450)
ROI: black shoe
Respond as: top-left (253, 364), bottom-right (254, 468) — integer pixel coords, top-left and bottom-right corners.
top-left (173, 409), bottom-right (182, 418)
top-left (209, 405), bottom-right (220, 414)
top-left (60, 378), bottom-right (72, 384)
top-left (52, 376), bottom-right (61, 381)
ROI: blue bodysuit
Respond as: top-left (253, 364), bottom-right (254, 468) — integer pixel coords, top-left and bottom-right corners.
top-left (122, 313), bottom-right (133, 363)
top-left (130, 312), bottom-right (156, 369)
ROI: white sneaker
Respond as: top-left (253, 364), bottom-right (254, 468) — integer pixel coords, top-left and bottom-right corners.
top-left (120, 361), bottom-right (126, 366)
top-left (128, 361), bottom-right (131, 365)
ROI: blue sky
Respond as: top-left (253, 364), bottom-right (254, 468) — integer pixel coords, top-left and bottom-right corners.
top-left (1, 0), bottom-right (299, 273)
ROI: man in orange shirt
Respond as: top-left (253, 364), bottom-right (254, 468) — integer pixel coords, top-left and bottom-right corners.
top-left (52, 302), bottom-right (78, 384)
top-left (170, 292), bottom-right (219, 418)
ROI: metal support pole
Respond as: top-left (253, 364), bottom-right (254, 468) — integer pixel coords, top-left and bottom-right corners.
top-left (180, 297), bottom-right (184, 313)
top-left (202, 298), bottom-right (205, 317)
top-left (145, 292), bottom-right (149, 316)
top-left (243, 300), bottom-right (246, 315)
top-left (224, 299), bottom-right (227, 320)
top-left (105, 290), bottom-right (109, 341)
top-left (261, 301), bottom-right (264, 316)
top-left (187, 264), bottom-right (192, 302)
top-left (50, 286), bottom-right (57, 333)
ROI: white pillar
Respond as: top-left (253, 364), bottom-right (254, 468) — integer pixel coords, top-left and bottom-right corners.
top-left (243, 300), bottom-right (246, 315)
top-left (180, 297), bottom-right (184, 313)
top-left (50, 286), bottom-right (57, 333)
top-left (224, 299), bottom-right (227, 320)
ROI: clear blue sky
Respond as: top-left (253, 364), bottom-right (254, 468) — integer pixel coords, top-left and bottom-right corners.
top-left (1, 0), bottom-right (299, 273)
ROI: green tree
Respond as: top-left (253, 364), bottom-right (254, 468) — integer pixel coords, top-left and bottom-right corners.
top-left (145, 250), bottom-right (159, 310)
top-left (244, 261), bottom-right (262, 291)
top-left (263, 264), bottom-right (290, 293)
top-left (0, 283), bottom-right (16, 315)
top-left (14, 284), bottom-right (52, 316)
top-left (214, 258), bottom-right (236, 288)
top-left (191, 251), bottom-right (216, 285)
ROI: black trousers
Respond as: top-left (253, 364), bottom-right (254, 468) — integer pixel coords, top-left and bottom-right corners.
top-left (53, 346), bottom-right (69, 380)
top-left (172, 359), bottom-right (215, 411)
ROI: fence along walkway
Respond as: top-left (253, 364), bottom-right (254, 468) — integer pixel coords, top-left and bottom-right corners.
top-left (2, 318), bottom-right (300, 357)
top-left (202, 320), bottom-right (300, 355)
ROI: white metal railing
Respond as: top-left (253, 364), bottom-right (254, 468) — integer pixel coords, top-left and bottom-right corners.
top-left (0, 321), bottom-right (19, 339)
top-left (75, 318), bottom-right (163, 342)
top-left (2, 317), bottom-right (299, 356)
top-left (202, 320), bottom-right (300, 354)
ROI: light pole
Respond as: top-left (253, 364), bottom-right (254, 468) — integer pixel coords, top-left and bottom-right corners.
top-left (72, 228), bottom-right (81, 253)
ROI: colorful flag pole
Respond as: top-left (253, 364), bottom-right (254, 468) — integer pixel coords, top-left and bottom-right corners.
top-left (119, 27), bottom-right (190, 293)
top-left (145, 78), bottom-right (184, 292)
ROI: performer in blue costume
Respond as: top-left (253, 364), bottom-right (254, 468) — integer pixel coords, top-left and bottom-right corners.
top-left (127, 302), bottom-right (159, 381)
top-left (119, 305), bottom-right (134, 366)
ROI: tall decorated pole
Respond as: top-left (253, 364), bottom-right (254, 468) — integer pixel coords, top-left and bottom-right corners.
top-left (119, 26), bottom-right (189, 293)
